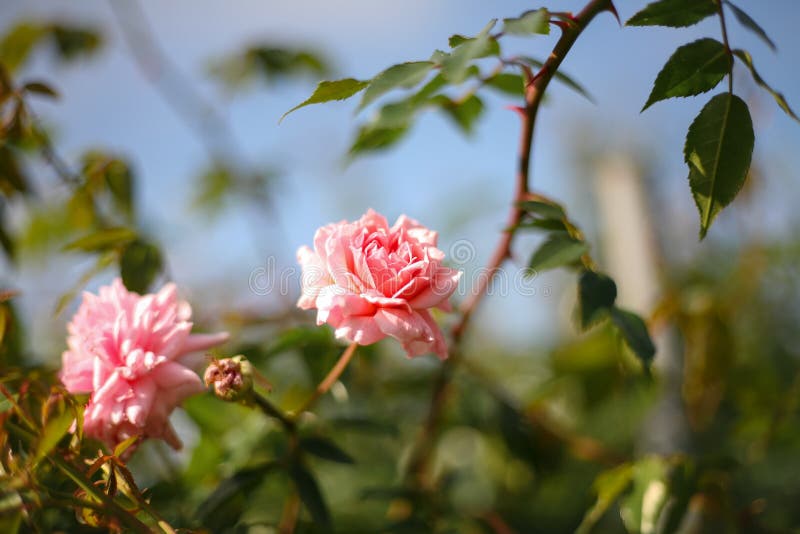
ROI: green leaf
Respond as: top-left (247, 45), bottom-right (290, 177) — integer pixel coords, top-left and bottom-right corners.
top-left (626, 0), bottom-right (717, 27)
top-left (120, 240), bottom-right (163, 294)
top-left (610, 307), bottom-right (656, 368)
top-left (484, 73), bottom-right (525, 97)
top-left (684, 93), bottom-right (754, 238)
top-left (289, 461), bottom-right (331, 528)
top-left (436, 94), bottom-right (485, 134)
top-left (502, 9), bottom-right (550, 36)
top-left (198, 462), bottom-right (280, 531)
top-left (518, 199), bottom-right (566, 221)
top-left (281, 78), bottom-right (369, 121)
top-left (441, 20), bottom-right (499, 84)
top-left (34, 407), bottom-right (74, 464)
top-left (50, 25), bottom-right (102, 61)
top-left (732, 49), bottom-right (798, 122)
top-left (0, 486), bottom-right (23, 534)
top-left (63, 227), bottom-right (137, 252)
top-left (0, 23), bottom-right (46, 72)
top-left (528, 234), bottom-right (588, 273)
top-left (21, 81), bottom-right (59, 98)
top-left (300, 436), bottom-right (355, 464)
top-left (578, 271), bottom-right (617, 330)
top-left (350, 125), bottom-right (409, 156)
top-left (576, 463), bottom-right (633, 534)
top-left (358, 61), bottom-right (435, 111)
top-left (620, 456), bottom-right (669, 534)
top-left (113, 435), bottom-right (139, 458)
top-left (724, 1), bottom-right (776, 51)
top-left (642, 39), bottom-right (730, 111)
top-left (519, 57), bottom-right (594, 102)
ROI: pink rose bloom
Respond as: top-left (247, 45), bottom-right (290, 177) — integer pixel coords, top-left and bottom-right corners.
top-left (297, 209), bottom-right (461, 359)
top-left (60, 278), bottom-right (228, 451)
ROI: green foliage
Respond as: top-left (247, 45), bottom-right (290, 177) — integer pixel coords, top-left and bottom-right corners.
top-left (0, 22), bottom-right (101, 73)
top-left (732, 49), bottom-right (799, 122)
top-left (610, 308), bottom-right (656, 368)
top-left (724, 1), bottom-right (776, 51)
top-left (518, 57), bottom-right (594, 102)
top-left (642, 39), bottom-right (729, 110)
top-left (119, 240), bottom-right (163, 294)
top-left (626, 0), bottom-right (717, 28)
top-left (502, 9), bottom-right (550, 36)
top-left (282, 78), bottom-right (369, 120)
top-left (528, 233), bottom-right (588, 272)
top-left (684, 93), bottom-right (754, 238)
top-left (440, 20), bottom-right (500, 84)
top-left (578, 271), bottom-right (617, 330)
top-left (289, 460), bottom-right (331, 528)
top-left (211, 46), bottom-right (328, 89)
top-left (358, 62), bottom-right (435, 110)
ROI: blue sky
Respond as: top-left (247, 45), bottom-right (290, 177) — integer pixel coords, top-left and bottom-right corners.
top-left (2, 1), bottom-right (799, 357)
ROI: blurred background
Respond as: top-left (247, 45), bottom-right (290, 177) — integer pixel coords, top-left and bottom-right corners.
top-left (2, 1), bottom-right (800, 532)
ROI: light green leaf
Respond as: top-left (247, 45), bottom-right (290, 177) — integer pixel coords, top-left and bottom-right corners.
top-left (621, 456), bottom-right (669, 534)
top-left (642, 39), bottom-right (730, 111)
top-left (358, 61), bottom-right (435, 111)
top-left (610, 307), bottom-right (656, 367)
top-left (436, 94), bottom-right (485, 134)
top-left (63, 227), bottom-right (137, 252)
top-left (724, 1), bottom-right (776, 51)
top-left (733, 49), bottom-right (798, 122)
top-left (34, 408), bottom-right (74, 464)
top-left (484, 73), bottom-right (525, 97)
top-left (441, 20), bottom-right (499, 84)
top-left (576, 463), bottom-right (634, 534)
top-left (528, 234), bottom-right (588, 273)
top-left (626, 0), bottom-right (717, 28)
top-left (684, 93), bottom-right (754, 238)
top-left (503, 9), bottom-right (550, 36)
top-left (281, 78), bottom-right (369, 121)
top-left (578, 270), bottom-right (617, 330)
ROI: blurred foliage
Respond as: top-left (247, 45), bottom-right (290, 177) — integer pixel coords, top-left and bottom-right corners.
top-left (210, 45), bottom-right (329, 91)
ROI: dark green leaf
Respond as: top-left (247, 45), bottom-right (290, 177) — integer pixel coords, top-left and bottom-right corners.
top-left (642, 39), bottom-right (730, 111)
top-left (503, 9), bottom-right (550, 36)
top-left (349, 125), bottom-right (409, 156)
top-left (441, 20), bottom-right (499, 84)
top-left (282, 78), bottom-right (369, 120)
top-left (724, 1), bottom-right (776, 51)
top-left (448, 35), bottom-right (469, 48)
top-left (576, 463), bottom-right (633, 534)
top-left (358, 62), bottom-right (435, 111)
top-left (610, 307), bottom-right (656, 367)
top-left (578, 271), bottom-right (617, 330)
top-left (684, 93), bottom-right (754, 237)
top-left (528, 234), bottom-right (588, 273)
top-left (289, 461), bottom-right (331, 528)
top-left (300, 436), bottom-right (355, 464)
top-left (63, 227), bottom-right (137, 252)
top-left (50, 25), bottom-right (102, 61)
top-left (519, 56), bottom-right (594, 102)
top-left (733, 49), bottom-right (798, 122)
top-left (21, 81), bottom-right (58, 98)
top-left (484, 73), bottom-right (525, 97)
top-left (626, 0), bottom-right (717, 27)
top-left (198, 462), bottom-right (279, 531)
top-left (120, 240), bottom-right (163, 294)
top-left (34, 406), bottom-right (73, 463)
top-left (436, 94), bottom-right (484, 134)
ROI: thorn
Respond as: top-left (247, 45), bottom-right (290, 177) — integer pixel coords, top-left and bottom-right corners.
top-left (551, 20), bottom-right (570, 32)
top-left (607, 1), bottom-right (621, 26)
top-left (504, 105), bottom-right (527, 118)
top-left (526, 65), bottom-right (549, 88)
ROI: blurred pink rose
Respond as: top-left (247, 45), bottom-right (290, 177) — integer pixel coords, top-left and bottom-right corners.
top-left (60, 278), bottom-right (228, 451)
top-left (297, 209), bottom-right (461, 359)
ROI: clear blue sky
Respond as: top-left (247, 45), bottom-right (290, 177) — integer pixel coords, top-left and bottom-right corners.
top-left (3, 1), bottom-right (799, 358)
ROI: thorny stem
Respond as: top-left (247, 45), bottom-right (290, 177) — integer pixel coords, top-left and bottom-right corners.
top-left (406, 0), bottom-right (617, 490)
top-left (291, 342), bottom-right (359, 419)
top-left (715, 0), bottom-right (734, 93)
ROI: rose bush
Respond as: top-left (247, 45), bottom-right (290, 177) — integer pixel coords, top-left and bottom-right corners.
top-left (297, 209), bottom-right (461, 359)
top-left (59, 278), bottom-right (228, 450)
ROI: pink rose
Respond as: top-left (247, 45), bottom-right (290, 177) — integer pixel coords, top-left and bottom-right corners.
top-left (297, 209), bottom-right (461, 359)
top-left (60, 278), bottom-right (228, 451)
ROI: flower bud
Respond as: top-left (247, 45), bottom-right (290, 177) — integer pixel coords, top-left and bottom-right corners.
top-left (204, 355), bottom-right (254, 403)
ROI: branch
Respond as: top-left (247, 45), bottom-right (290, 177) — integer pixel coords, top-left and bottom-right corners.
top-left (406, 0), bottom-right (617, 490)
